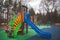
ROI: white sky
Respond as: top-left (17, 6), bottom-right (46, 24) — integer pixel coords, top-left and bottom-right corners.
top-left (3, 0), bottom-right (60, 14)
top-left (26, 0), bottom-right (60, 14)
top-left (27, 0), bottom-right (42, 14)
top-left (26, 0), bottom-right (53, 14)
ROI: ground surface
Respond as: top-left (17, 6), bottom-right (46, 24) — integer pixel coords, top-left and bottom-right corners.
top-left (0, 25), bottom-right (60, 40)
top-left (28, 25), bottom-right (60, 40)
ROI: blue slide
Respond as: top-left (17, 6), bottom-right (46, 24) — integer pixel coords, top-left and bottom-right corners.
top-left (24, 13), bottom-right (51, 39)
top-left (25, 19), bottom-right (51, 39)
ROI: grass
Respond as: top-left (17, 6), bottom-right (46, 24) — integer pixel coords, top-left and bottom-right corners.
top-left (0, 25), bottom-right (51, 40)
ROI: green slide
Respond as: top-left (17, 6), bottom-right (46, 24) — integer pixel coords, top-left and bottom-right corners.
top-left (8, 15), bottom-right (23, 37)
top-left (14, 23), bottom-right (22, 37)
top-left (8, 15), bottom-right (17, 28)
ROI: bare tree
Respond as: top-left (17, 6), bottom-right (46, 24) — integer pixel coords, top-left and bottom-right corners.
top-left (40, 0), bottom-right (59, 23)
top-left (29, 8), bottom-right (35, 23)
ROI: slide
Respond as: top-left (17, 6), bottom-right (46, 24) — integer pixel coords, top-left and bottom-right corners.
top-left (14, 23), bottom-right (22, 37)
top-left (24, 18), bottom-right (51, 39)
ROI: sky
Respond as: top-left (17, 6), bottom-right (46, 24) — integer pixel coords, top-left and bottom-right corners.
top-left (18, 0), bottom-right (42, 14)
top-left (3, 0), bottom-right (60, 14)
top-left (24, 0), bottom-right (53, 14)
top-left (26, 0), bottom-right (42, 14)
top-left (26, 0), bottom-right (60, 14)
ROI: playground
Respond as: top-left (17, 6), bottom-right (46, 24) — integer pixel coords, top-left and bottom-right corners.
top-left (0, 25), bottom-right (60, 40)
top-left (0, 0), bottom-right (60, 40)
top-left (0, 5), bottom-right (52, 40)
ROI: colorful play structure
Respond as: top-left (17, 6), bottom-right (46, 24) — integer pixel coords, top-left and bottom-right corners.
top-left (8, 5), bottom-right (51, 39)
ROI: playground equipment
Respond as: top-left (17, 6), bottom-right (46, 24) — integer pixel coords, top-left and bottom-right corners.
top-left (8, 5), bottom-right (51, 39)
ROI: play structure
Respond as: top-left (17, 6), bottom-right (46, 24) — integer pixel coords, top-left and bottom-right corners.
top-left (8, 5), bottom-right (51, 39)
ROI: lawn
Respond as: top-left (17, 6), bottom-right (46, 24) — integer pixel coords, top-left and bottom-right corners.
top-left (0, 25), bottom-right (51, 40)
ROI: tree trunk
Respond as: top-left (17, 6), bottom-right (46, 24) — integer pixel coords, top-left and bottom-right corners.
top-left (34, 15), bottom-right (38, 25)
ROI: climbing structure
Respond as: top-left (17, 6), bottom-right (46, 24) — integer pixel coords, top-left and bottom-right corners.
top-left (9, 11), bottom-right (24, 37)
top-left (8, 5), bottom-right (51, 39)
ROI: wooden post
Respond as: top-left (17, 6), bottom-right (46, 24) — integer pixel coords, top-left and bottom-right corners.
top-left (21, 23), bottom-right (24, 34)
top-left (26, 23), bottom-right (28, 34)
